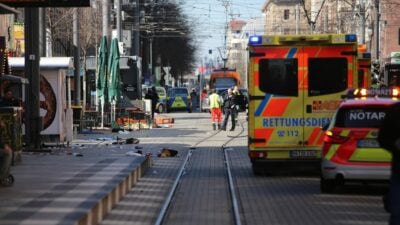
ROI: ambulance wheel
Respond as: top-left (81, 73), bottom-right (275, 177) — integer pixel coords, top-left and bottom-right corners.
top-left (383, 192), bottom-right (390, 213)
top-left (1, 174), bottom-right (14, 187)
top-left (320, 176), bottom-right (335, 193)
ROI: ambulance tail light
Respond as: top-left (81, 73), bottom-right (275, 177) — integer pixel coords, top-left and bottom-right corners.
top-left (249, 151), bottom-right (267, 159)
top-left (323, 130), bottom-right (349, 144)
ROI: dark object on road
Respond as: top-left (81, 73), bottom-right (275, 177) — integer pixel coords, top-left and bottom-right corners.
top-left (125, 138), bottom-right (139, 144)
top-left (136, 150), bottom-right (143, 155)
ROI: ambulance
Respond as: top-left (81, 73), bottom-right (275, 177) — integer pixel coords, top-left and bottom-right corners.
top-left (247, 34), bottom-right (359, 175)
top-left (357, 52), bottom-right (371, 88)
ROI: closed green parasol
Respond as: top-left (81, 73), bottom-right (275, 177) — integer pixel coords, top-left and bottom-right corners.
top-left (107, 38), bottom-right (121, 127)
top-left (96, 36), bottom-right (108, 128)
top-left (107, 38), bottom-right (121, 103)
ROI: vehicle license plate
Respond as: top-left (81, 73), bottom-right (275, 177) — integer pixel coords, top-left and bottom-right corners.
top-left (357, 139), bottom-right (380, 148)
top-left (290, 150), bottom-right (317, 158)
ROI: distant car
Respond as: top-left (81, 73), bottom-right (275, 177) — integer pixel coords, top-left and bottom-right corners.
top-left (142, 85), bottom-right (167, 113)
top-left (320, 88), bottom-right (399, 193)
top-left (166, 87), bottom-right (192, 113)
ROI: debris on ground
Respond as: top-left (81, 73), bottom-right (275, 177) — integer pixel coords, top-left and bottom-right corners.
top-left (125, 138), bottom-right (139, 144)
top-left (158, 148), bottom-right (178, 157)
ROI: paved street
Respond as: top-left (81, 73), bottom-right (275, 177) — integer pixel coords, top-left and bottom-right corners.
top-left (0, 111), bottom-right (390, 225)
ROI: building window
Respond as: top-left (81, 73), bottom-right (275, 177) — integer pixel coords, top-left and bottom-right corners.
top-left (283, 9), bottom-right (290, 20)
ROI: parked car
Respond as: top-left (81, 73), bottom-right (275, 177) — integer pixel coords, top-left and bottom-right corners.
top-left (166, 87), bottom-right (192, 113)
top-left (320, 88), bottom-right (398, 193)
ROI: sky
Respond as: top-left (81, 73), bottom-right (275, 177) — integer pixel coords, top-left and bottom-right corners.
top-left (179, 0), bottom-right (266, 63)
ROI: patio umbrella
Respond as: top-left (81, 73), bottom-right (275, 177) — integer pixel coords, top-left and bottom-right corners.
top-left (96, 36), bottom-right (108, 128)
top-left (107, 38), bottom-right (121, 126)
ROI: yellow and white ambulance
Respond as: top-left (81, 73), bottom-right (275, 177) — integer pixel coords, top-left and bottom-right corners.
top-left (247, 34), bottom-right (359, 174)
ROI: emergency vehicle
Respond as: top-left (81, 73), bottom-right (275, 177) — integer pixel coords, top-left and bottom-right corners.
top-left (357, 52), bottom-right (371, 88)
top-left (320, 88), bottom-right (399, 193)
top-left (247, 34), bottom-right (359, 175)
top-left (166, 87), bottom-right (192, 113)
top-left (209, 68), bottom-right (241, 91)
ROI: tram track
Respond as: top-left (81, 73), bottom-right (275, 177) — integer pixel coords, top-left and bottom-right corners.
top-left (154, 118), bottom-right (247, 225)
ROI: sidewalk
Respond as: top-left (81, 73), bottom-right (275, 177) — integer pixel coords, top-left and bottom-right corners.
top-left (0, 129), bottom-right (151, 225)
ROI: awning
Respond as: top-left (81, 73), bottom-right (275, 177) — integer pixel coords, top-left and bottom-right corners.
top-left (0, 3), bottom-right (19, 14)
top-left (0, 74), bottom-right (29, 84)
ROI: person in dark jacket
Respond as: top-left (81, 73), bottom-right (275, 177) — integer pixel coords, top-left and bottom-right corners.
top-left (378, 102), bottom-right (400, 225)
top-left (0, 121), bottom-right (12, 182)
top-left (221, 88), bottom-right (236, 131)
top-left (145, 87), bottom-right (159, 119)
top-left (0, 90), bottom-right (20, 107)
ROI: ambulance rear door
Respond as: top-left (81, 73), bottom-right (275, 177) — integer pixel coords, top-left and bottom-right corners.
top-left (249, 44), bottom-right (355, 155)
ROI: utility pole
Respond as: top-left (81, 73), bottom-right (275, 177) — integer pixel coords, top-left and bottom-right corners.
top-left (24, 8), bottom-right (41, 150)
top-left (374, 0), bottom-right (380, 60)
top-left (73, 8), bottom-right (81, 107)
top-left (116, 0), bottom-right (122, 40)
top-left (38, 8), bottom-right (46, 57)
top-left (102, 0), bottom-right (109, 39)
top-left (133, 0), bottom-right (141, 99)
top-left (132, 0), bottom-right (140, 57)
top-left (295, 4), bottom-right (300, 34)
top-left (359, 0), bottom-right (366, 44)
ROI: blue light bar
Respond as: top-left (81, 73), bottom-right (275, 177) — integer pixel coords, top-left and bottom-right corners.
top-left (362, 52), bottom-right (371, 58)
top-left (345, 34), bottom-right (357, 42)
top-left (249, 36), bottom-right (262, 45)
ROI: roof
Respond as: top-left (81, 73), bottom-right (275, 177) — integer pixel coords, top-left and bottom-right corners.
top-left (0, 3), bottom-right (19, 14)
top-left (340, 98), bottom-right (400, 107)
top-left (0, 74), bottom-right (29, 84)
top-left (9, 57), bottom-right (74, 69)
top-left (229, 20), bottom-right (246, 30)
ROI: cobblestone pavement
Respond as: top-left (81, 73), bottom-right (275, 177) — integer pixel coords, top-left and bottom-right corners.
top-left (102, 112), bottom-right (389, 225)
top-left (0, 111), bottom-right (389, 225)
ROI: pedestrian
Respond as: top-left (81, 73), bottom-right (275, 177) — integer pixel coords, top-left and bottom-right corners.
top-left (0, 90), bottom-right (20, 107)
top-left (145, 86), bottom-right (159, 119)
top-left (378, 101), bottom-right (400, 225)
top-left (190, 88), bottom-right (197, 111)
top-left (221, 88), bottom-right (236, 131)
top-left (0, 121), bottom-right (12, 184)
top-left (232, 85), bottom-right (242, 124)
top-left (208, 89), bottom-right (222, 130)
top-left (232, 85), bottom-right (241, 95)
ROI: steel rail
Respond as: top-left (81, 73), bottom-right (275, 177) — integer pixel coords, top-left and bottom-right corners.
top-left (155, 116), bottom-right (245, 225)
top-left (154, 149), bottom-right (193, 225)
top-left (224, 147), bottom-right (243, 225)
top-left (222, 119), bottom-right (246, 225)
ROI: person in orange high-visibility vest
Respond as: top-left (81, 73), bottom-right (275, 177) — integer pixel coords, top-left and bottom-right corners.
top-left (208, 89), bottom-right (222, 130)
